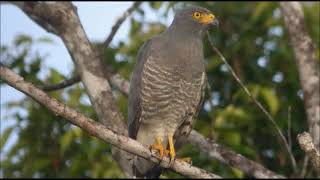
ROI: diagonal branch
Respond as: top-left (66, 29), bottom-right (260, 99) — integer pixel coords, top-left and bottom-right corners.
top-left (188, 131), bottom-right (285, 178)
top-left (103, 2), bottom-right (142, 47)
top-left (40, 75), bottom-right (81, 91)
top-left (38, 70), bottom-right (129, 94)
top-left (0, 65), bottom-right (221, 179)
top-left (206, 31), bottom-right (297, 172)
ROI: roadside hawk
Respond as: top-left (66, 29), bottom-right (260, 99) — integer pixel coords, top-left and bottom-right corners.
top-left (128, 5), bottom-right (218, 178)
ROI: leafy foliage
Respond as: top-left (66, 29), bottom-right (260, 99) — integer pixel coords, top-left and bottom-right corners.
top-left (1, 2), bottom-right (319, 178)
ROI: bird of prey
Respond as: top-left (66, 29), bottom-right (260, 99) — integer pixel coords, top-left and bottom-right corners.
top-left (128, 5), bottom-right (218, 178)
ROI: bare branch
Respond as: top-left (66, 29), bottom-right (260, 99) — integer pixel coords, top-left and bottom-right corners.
top-left (206, 31), bottom-right (297, 172)
top-left (297, 132), bottom-right (320, 176)
top-left (288, 106), bottom-right (292, 152)
top-left (40, 75), bottom-right (81, 91)
top-left (188, 131), bottom-right (285, 178)
top-left (103, 2), bottom-right (142, 47)
top-left (10, 1), bottom-right (132, 176)
top-left (280, 1), bottom-right (320, 149)
top-left (0, 65), bottom-right (221, 179)
top-left (38, 71), bottom-right (129, 94)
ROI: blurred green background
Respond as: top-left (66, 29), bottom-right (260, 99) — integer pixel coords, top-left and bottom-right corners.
top-left (1, 1), bottom-right (319, 178)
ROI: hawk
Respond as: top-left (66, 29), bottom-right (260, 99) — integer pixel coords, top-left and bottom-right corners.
top-left (128, 5), bottom-right (218, 178)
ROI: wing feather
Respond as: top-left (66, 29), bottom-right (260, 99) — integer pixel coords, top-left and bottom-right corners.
top-left (128, 39), bottom-right (152, 139)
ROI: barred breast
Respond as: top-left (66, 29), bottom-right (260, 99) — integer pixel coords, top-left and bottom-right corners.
top-left (137, 53), bottom-right (205, 145)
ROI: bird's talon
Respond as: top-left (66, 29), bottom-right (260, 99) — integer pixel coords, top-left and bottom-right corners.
top-left (149, 137), bottom-right (165, 160)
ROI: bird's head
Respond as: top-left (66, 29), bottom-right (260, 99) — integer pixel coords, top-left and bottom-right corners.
top-left (171, 5), bottom-right (218, 34)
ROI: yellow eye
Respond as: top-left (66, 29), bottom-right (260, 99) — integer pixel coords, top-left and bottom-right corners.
top-left (193, 11), bottom-right (201, 19)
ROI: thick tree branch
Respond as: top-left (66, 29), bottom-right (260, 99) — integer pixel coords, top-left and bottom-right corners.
top-left (206, 31), bottom-right (297, 172)
top-left (11, 1), bottom-right (133, 176)
top-left (103, 2), bottom-right (142, 47)
top-left (280, 2), bottom-right (320, 149)
top-left (188, 131), bottom-right (285, 178)
top-left (0, 65), bottom-right (221, 179)
top-left (297, 132), bottom-right (320, 176)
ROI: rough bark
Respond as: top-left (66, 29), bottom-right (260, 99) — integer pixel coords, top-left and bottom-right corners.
top-left (188, 131), bottom-right (285, 178)
top-left (297, 132), bottom-right (320, 176)
top-left (280, 1), bottom-right (320, 149)
top-left (0, 65), bottom-right (221, 179)
top-left (11, 1), bottom-right (133, 176)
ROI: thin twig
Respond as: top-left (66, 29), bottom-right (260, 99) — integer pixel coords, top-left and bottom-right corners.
top-left (103, 2), bottom-right (142, 47)
top-left (40, 75), bottom-right (81, 91)
top-left (206, 31), bottom-right (297, 172)
top-left (0, 64), bottom-right (221, 179)
top-left (288, 106), bottom-right (292, 151)
top-left (300, 156), bottom-right (309, 178)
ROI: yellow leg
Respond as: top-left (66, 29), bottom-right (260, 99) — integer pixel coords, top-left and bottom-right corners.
top-left (149, 137), bottom-right (165, 160)
top-left (167, 134), bottom-right (192, 164)
top-left (168, 134), bottom-right (176, 160)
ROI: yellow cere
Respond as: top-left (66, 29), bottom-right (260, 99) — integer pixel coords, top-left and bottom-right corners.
top-left (192, 11), bottom-right (215, 25)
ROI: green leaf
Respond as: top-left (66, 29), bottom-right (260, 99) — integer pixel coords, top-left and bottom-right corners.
top-left (260, 87), bottom-right (279, 115)
top-left (231, 167), bottom-right (244, 178)
top-left (220, 131), bottom-right (241, 146)
top-left (14, 34), bottom-right (33, 46)
top-left (0, 127), bottom-right (14, 149)
top-left (36, 37), bottom-right (54, 44)
top-left (149, 2), bottom-right (163, 10)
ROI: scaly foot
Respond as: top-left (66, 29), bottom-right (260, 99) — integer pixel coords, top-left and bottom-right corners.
top-left (167, 134), bottom-right (192, 164)
top-left (149, 137), bottom-right (165, 160)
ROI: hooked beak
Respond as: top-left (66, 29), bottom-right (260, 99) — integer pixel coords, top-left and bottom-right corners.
top-left (209, 18), bottom-right (219, 28)
top-left (199, 13), bottom-right (219, 28)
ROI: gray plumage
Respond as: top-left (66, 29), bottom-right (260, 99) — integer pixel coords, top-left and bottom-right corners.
top-left (128, 5), bottom-right (218, 178)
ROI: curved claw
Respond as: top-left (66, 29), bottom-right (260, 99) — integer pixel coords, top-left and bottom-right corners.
top-left (149, 137), bottom-right (165, 160)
